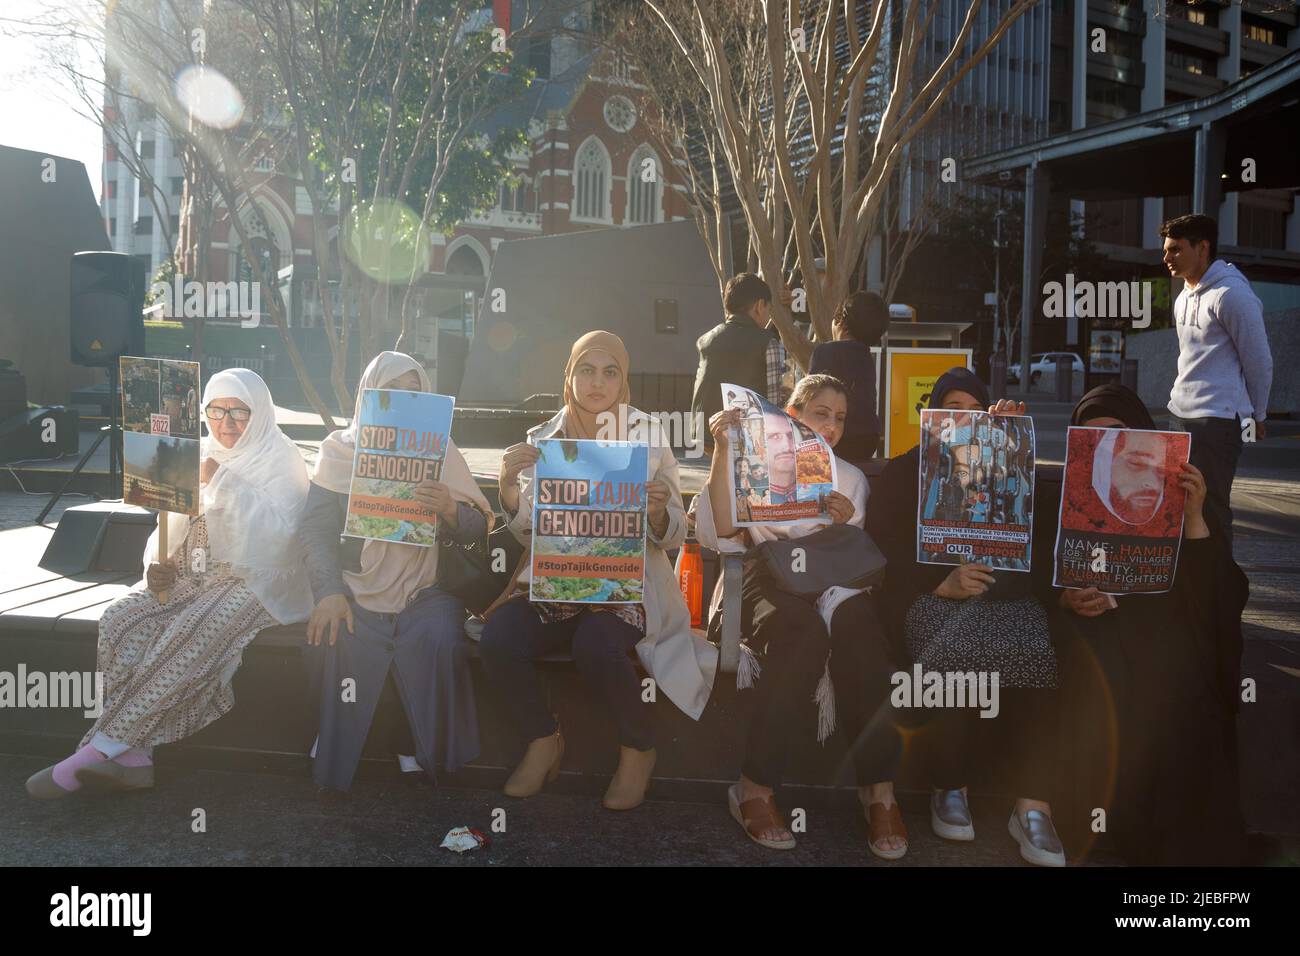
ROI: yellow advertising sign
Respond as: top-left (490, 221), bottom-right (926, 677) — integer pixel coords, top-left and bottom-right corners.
top-left (884, 348), bottom-right (973, 458)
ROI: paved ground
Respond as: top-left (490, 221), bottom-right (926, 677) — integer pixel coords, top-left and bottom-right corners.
top-left (0, 754), bottom-right (1120, 867)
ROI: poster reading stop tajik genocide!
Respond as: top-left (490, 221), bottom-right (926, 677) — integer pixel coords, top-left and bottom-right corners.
top-left (721, 382), bottom-right (836, 526)
top-left (1053, 426), bottom-right (1191, 594)
top-left (916, 409), bottom-right (1035, 571)
top-left (530, 439), bottom-right (648, 604)
top-left (120, 356), bottom-right (202, 515)
top-left (343, 388), bottom-right (454, 545)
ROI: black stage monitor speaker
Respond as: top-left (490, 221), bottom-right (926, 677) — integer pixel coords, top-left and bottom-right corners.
top-left (70, 251), bottom-right (146, 367)
top-left (0, 406), bottom-right (80, 464)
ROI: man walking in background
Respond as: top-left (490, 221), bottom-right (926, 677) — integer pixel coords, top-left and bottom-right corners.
top-left (1160, 213), bottom-right (1273, 537)
top-left (692, 273), bottom-right (792, 453)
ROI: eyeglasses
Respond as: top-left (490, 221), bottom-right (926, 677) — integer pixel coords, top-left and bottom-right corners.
top-left (204, 406), bottom-right (252, 422)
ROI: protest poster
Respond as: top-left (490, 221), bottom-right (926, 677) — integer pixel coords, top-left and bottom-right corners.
top-left (1089, 328), bottom-right (1124, 374)
top-left (343, 388), bottom-right (454, 545)
top-left (721, 382), bottom-right (836, 526)
top-left (530, 439), bottom-right (648, 603)
top-left (120, 356), bottom-right (201, 515)
top-left (1053, 426), bottom-right (1191, 594)
top-left (916, 409), bottom-right (1035, 571)
top-left (883, 348), bottom-right (973, 458)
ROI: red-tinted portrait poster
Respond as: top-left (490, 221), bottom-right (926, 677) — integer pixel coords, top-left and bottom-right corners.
top-left (1053, 426), bottom-right (1191, 594)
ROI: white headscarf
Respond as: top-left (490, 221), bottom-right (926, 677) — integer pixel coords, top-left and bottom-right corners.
top-left (146, 368), bottom-right (314, 624)
top-left (1091, 428), bottom-right (1164, 527)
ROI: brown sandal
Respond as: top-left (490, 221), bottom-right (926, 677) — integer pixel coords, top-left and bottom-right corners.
top-left (866, 801), bottom-right (909, 860)
top-left (728, 784), bottom-right (796, 850)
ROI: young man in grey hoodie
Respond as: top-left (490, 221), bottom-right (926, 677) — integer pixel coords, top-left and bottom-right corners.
top-left (1160, 213), bottom-right (1273, 537)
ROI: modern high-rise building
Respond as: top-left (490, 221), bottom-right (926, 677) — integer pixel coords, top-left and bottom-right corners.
top-left (1050, 0), bottom-right (1299, 274)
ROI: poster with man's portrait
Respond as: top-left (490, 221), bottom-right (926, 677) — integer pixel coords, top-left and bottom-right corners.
top-left (721, 382), bottom-right (836, 526)
top-left (916, 409), bottom-right (1035, 571)
top-left (1053, 426), bottom-right (1191, 594)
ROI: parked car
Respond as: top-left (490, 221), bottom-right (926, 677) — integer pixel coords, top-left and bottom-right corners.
top-left (1007, 352), bottom-right (1084, 384)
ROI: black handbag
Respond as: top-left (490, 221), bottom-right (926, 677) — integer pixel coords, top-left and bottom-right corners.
top-left (745, 523), bottom-right (887, 600)
top-left (432, 519), bottom-right (525, 618)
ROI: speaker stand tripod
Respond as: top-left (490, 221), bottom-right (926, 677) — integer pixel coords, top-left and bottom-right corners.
top-left (36, 363), bottom-right (121, 524)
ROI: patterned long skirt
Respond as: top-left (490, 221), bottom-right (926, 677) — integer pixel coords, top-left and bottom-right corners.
top-left (79, 556), bottom-right (276, 750)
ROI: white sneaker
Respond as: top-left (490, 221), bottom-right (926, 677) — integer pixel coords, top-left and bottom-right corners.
top-left (930, 788), bottom-right (975, 841)
top-left (1008, 809), bottom-right (1066, 867)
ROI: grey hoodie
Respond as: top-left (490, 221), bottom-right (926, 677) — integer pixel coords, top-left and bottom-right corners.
top-left (1168, 259), bottom-right (1273, 423)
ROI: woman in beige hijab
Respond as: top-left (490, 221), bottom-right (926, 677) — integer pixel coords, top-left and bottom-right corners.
top-left (481, 331), bottom-right (717, 811)
top-left (301, 351), bottom-right (493, 791)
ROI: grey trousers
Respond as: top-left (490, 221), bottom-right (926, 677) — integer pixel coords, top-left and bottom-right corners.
top-left (304, 586), bottom-right (478, 791)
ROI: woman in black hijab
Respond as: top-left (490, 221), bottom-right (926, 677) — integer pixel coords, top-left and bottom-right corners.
top-left (867, 368), bottom-right (1066, 867)
top-left (1044, 384), bottom-right (1248, 865)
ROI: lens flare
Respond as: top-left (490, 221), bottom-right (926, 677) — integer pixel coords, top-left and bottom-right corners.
top-left (486, 320), bottom-right (518, 352)
top-left (174, 65), bottom-right (244, 129)
top-left (342, 199), bottom-right (431, 285)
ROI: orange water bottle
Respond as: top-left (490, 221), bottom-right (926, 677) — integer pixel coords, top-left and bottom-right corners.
top-left (677, 541), bottom-right (703, 628)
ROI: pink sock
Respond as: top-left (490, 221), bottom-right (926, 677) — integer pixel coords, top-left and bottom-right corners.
top-left (113, 749), bottom-right (152, 768)
top-left (50, 745), bottom-right (107, 791)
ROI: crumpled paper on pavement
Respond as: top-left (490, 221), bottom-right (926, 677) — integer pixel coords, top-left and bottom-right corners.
top-left (440, 826), bottom-right (490, 853)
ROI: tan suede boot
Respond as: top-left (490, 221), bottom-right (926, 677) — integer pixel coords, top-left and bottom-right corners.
top-left (503, 723), bottom-right (564, 798)
top-left (602, 746), bottom-right (656, 811)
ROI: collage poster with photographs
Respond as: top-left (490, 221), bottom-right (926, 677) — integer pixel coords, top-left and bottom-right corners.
top-left (721, 382), bottom-right (836, 527)
top-left (1053, 426), bottom-right (1191, 594)
top-left (343, 388), bottom-right (453, 546)
top-left (120, 356), bottom-right (202, 515)
top-left (1089, 328), bottom-right (1124, 374)
top-left (530, 439), bottom-right (648, 604)
top-left (916, 409), bottom-right (1035, 571)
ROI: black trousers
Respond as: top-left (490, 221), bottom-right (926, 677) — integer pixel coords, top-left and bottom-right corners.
top-left (740, 566), bottom-right (902, 788)
top-left (480, 600), bottom-right (653, 751)
top-left (912, 686), bottom-right (1060, 799)
top-left (1169, 414), bottom-right (1242, 538)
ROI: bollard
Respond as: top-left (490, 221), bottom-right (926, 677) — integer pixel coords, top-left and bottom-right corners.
top-left (990, 354), bottom-right (1007, 402)
top-left (1121, 358), bottom-right (1139, 392)
top-left (1055, 355), bottom-right (1072, 403)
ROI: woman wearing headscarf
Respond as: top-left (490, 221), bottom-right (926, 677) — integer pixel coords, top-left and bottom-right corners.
top-left (480, 331), bottom-right (717, 811)
top-left (27, 369), bottom-right (313, 799)
top-left (301, 351), bottom-right (493, 792)
top-left (1045, 384), bottom-right (1248, 865)
top-left (865, 368), bottom-right (1066, 867)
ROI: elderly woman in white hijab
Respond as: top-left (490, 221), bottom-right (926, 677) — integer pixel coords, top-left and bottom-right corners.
top-left (301, 351), bottom-right (493, 791)
top-left (27, 368), bottom-right (313, 799)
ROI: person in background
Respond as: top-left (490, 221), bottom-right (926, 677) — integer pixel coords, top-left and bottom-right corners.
top-left (481, 331), bottom-right (717, 811)
top-left (27, 369), bottom-right (313, 799)
top-left (1160, 213), bottom-right (1273, 538)
top-left (866, 368), bottom-right (1066, 867)
top-left (692, 273), bottom-right (794, 452)
top-left (810, 291), bottom-right (888, 464)
top-left (1047, 384), bottom-right (1248, 865)
top-left (301, 351), bottom-right (493, 792)
top-left (696, 375), bottom-right (906, 858)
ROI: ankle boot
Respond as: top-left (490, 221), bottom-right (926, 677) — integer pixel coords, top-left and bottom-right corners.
top-left (503, 723), bottom-right (563, 798)
top-left (602, 746), bottom-right (656, 811)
